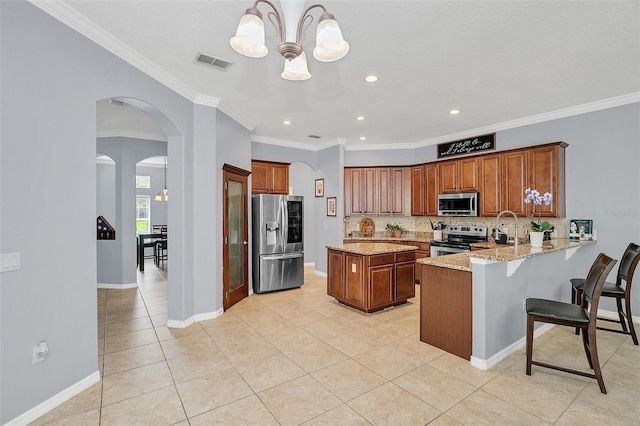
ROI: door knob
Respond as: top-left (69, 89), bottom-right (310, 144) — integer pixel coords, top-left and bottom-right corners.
top-left (243, 241), bottom-right (248, 245)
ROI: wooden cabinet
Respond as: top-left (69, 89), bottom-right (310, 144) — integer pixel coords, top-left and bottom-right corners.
top-left (501, 151), bottom-right (528, 216)
top-left (478, 154), bottom-right (502, 216)
top-left (378, 168), bottom-right (408, 215)
top-left (327, 248), bottom-right (416, 313)
top-left (410, 164), bottom-right (438, 216)
top-left (528, 144), bottom-right (564, 218)
top-left (344, 168), bottom-right (377, 216)
top-left (420, 264), bottom-right (472, 360)
top-left (251, 160), bottom-right (289, 194)
top-left (438, 158), bottom-right (478, 193)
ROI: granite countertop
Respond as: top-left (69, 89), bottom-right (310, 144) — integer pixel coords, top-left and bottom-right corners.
top-left (417, 253), bottom-right (472, 271)
top-left (417, 239), bottom-right (596, 272)
top-left (327, 242), bottom-right (418, 255)
top-left (469, 239), bottom-right (595, 262)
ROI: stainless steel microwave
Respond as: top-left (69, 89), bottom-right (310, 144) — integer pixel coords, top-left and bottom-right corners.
top-left (437, 192), bottom-right (479, 216)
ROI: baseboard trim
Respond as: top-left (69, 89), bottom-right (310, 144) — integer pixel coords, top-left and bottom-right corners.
top-left (167, 308), bottom-right (223, 328)
top-left (6, 370), bottom-right (101, 426)
top-left (304, 262), bottom-right (315, 267)
top-left (97, 282), bottom-right (137, 289)
top-left (314, 270), bottom-right (327, 277)
top-left (598, 308), bottom-right (639, 324)
top-left (470, 324), bottom-right (555, 370)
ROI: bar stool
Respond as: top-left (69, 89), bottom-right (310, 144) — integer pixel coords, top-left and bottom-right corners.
top-left (526, 253), bottom-right (617, 393)
top-left (571, 242), bottom-right (640, 345)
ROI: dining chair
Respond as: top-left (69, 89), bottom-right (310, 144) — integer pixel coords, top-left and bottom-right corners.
top-left (571, 242), bottom-right (640, 345)
top-left (525, 253), bottom-right (617, 394)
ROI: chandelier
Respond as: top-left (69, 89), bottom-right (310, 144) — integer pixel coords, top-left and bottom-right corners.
top-left (154, 157), bottom-right (168, 202)
top-left (230, 0), bottom-right (349, 81)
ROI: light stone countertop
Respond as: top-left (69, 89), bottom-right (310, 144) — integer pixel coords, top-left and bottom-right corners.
top-left (417, 239), bottom-right (596, 272)
top-left (326, 243), bottom-right (418, 255)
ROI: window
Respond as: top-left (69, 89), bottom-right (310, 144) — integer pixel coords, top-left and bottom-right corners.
top-left (136, 175), bottom-right (151, 188)
top-left (136, 196), bottom-right (151, 234)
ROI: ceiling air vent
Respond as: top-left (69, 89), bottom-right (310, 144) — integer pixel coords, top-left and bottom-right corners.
top-left (194, 53), bottom-right (233, 72)
top-left (308, 135), bottom-right (322, 139)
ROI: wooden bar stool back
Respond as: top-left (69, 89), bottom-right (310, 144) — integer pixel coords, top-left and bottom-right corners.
top-left (571, 242), bottom-right (640, 345)
top-left (525, 253), bottom-right (617, 394)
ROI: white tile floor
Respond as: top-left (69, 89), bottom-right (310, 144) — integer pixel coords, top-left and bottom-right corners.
top-left (31, 262), bottom-right (640, 425)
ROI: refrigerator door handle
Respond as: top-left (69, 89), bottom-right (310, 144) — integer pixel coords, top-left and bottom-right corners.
top-left (261, 253), bottom-right (303, 261)
top-left (282, 197), bottom-right (288, 246)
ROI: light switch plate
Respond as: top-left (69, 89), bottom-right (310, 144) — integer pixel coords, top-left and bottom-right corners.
top-left (1, 253), bottom-right (21, 272)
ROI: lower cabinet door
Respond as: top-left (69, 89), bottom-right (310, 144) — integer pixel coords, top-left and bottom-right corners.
top-left (344, 254), bottom-right (366, 307)
top-left (368, 264), bottom-right (394, 310)
top-left (327, 250), bottom-right (345, 298)
top-left (395, 261), bottom-right (416, 300)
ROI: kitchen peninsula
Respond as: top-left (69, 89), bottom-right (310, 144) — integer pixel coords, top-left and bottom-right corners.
top-left (418, 239), bottom-right (597, 369)
top-left (327, 243), bottom-right (417, 313)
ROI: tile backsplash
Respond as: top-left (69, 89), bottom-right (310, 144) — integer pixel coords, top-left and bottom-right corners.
top-left (344, 216), bottom-right (566, 240)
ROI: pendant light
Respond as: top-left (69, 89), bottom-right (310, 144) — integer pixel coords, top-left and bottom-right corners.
top-left (154, 157), bottom-right (168, 202)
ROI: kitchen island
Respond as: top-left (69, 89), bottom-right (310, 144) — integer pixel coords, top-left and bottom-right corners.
top-left (418, 239), bottom-right (597, 369)
top-left (327, 243), bottom-right (417, 313)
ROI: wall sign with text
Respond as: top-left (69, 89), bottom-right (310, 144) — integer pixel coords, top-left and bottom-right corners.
top-left (437, 133), bottom-right (496, 159)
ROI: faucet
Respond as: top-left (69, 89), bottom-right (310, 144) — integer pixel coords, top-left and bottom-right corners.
top-left (496, 210), bottom-right (518, 249)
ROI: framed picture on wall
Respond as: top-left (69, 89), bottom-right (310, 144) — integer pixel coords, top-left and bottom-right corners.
top-left (315, 178), bottom-right (324, 197)
top-left (327, 197), bottom-right (337, 216)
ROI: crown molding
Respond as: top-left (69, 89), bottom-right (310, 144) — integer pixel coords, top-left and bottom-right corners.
top-left (252, 136), bottom-right (346, 152)
top-left (194, 95), bottom-right (255, 132)
top-left (412, 92), bottom-right (640, 149)
top-left (97, 130), bottom-right (167, 142)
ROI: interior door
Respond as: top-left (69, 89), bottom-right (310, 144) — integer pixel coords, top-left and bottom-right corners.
top-left (223, 164), bottom-right (250, 310)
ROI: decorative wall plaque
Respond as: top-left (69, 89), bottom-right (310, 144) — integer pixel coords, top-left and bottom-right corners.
top-left (437, 133), bottom-right (496, 159)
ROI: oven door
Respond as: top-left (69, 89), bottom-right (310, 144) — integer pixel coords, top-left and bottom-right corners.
top-left (430, 245), bottom-right (470, 257)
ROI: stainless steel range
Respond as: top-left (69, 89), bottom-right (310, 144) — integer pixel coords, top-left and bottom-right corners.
top-left (430, 225), bottom-right (488, 257)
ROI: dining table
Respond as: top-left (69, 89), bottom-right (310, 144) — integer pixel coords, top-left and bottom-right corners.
top-left (137, 233), bottom-right (165, 272)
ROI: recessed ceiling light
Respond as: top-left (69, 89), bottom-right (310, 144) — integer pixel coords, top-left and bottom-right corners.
top-left (283, 120), bottom-right (291, 125)
top-left (356, 116), bottom-right (365, 121)
top-left (364, 75), bottom-right (378, 83)
top-left (360, 136), bottom-right (366, 140)
top-left (449, 109), bottom-right (460, 115)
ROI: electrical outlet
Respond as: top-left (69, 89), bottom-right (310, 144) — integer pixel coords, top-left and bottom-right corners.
top-left (32, 341), bottom-right (48, 364)
top-left (351, 263), bottom-right (356, 273)
top-left (33, 347), bottom-right (46, 364)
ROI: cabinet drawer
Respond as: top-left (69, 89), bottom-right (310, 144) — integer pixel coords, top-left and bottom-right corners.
top-left (396, 251), bottom-right (415, 262)
top-left (369, 254), bottom-right (394, 266)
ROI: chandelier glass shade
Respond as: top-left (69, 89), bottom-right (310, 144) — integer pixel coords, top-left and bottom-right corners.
top-left (230, 0), bottom-right (349, 80)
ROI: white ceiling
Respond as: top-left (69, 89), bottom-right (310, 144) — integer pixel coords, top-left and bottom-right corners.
top-left (36, 1), bottom-right (640, 150)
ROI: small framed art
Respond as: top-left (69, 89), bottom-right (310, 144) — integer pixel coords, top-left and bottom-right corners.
top-left (569, 219), bottom-right (593, 240)
top-left (327, 197), bottom-right (337, 216)
top-left (315, 178), bottom-right (324, 197)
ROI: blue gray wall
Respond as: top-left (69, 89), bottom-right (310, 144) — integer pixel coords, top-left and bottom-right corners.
top-left (1, 0), bottom-right (638, 423)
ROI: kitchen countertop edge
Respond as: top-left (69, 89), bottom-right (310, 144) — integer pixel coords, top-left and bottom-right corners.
top-left (327, 243), bottom-right (418, 256)
top-left (416, 239), bottom-right (596, 272)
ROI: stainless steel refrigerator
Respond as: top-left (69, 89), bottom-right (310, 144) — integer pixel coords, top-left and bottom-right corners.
top-left (252, 194), bottom-right (304, 293)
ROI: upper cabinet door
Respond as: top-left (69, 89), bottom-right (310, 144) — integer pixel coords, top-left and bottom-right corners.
top-left (424, 164), bottom-right (439, 216)
top-left (411, 166), bottom-right (425, 216)
top-left (345, 168), bottom-right (377, 215)
top-left (438, 161), bottom-right (458, 193)
top-left (501, 151), bottom-right (529, 216)
top-left (528, 145), bottom-right (564, 218)
top-left (457, 157), bottom-right (479, 192)
top-left (478, 155), bottom-right (502, 216)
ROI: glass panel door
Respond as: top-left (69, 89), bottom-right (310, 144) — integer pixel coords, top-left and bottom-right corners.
top-left (228, 180), bottom-right (244, 292)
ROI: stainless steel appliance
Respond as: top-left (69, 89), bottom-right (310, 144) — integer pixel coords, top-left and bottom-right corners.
top-left (430, 225), bottom-right (488, 257)
top-left (437, 192), bottom-right (479, 217)
top-left (252, 194), bottom-right (304, 293)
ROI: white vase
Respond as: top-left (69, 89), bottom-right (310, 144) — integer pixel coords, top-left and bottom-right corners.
top-left (529, 231), bottom-right (544, 248)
